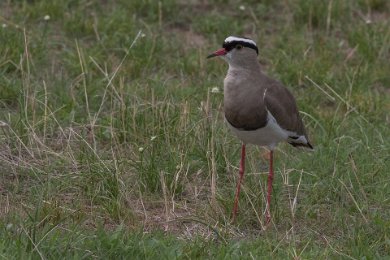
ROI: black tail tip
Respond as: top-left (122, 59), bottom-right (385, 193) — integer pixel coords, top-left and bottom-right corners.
top-left (289, 142), bottom-right (314, 150)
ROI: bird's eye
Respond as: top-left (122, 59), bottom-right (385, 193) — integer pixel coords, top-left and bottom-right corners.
top-left (236, 44), bottom-right (243, 50)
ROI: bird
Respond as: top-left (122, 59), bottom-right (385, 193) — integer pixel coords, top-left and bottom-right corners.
top-left (207, 36), bottom-right (313, 225)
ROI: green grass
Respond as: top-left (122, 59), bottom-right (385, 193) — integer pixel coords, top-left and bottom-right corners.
top-left (1, 0), bottom-right (390, 258)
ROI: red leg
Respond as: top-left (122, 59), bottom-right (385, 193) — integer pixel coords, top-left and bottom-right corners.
top-left (232, 144), bottom-right (246, 222)
top-left (265, 150), bottom-right (274, 225)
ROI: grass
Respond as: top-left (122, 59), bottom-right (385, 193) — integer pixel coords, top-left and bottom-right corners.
top-left (1, 0), bottom-right (390, 258)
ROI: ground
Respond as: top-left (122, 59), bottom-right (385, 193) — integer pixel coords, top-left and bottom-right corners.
top-left (0, 0), bottom-right (389, 258)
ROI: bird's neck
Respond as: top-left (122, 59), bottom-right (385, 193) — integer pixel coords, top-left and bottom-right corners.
top-left (227, 59), bottom-right (262, 72)
top-left (227, 64), bottom-right (262, 81)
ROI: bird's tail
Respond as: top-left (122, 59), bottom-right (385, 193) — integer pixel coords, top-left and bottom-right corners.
top-left (289, 141), bottom-right (314, 150)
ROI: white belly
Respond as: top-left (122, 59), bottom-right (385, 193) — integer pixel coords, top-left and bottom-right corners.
top-left (225, 112), bottom-right (289, 150)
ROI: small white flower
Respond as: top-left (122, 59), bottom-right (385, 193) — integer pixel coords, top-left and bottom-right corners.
top-left (211, 87), bottom-right (220, 93)
top-left (138, 147), bottom-right (144, 152)
top-left (44, 15), bottom-right (50, 21)
top-left (2, 23), bottom-right (7, 28)
top-left (239, 5), bottom-right (245, 11)
top-left (150, 136), bottom-right (157, 141)
top-left (141, 33), bottom-right (146, 38)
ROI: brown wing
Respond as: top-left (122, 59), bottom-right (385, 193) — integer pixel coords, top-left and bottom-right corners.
top-left (262, 75), bottom-right (312, 147)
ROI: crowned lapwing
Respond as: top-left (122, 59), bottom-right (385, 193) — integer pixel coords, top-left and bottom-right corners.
top-left (207, 36), bottom-right (313, 225)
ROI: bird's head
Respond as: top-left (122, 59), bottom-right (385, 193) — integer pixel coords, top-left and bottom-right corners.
top-left (207, 36), bottom-right (259, 67)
